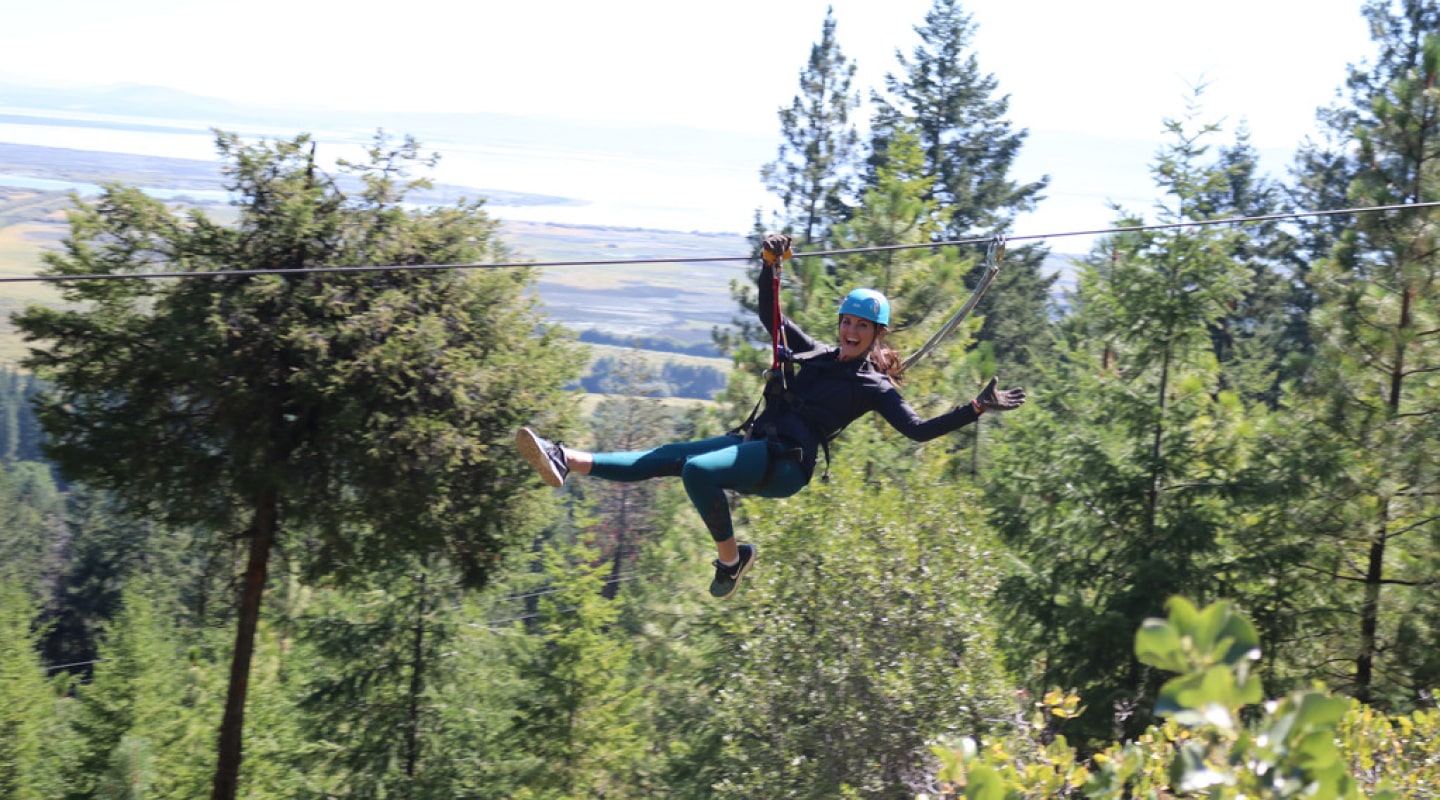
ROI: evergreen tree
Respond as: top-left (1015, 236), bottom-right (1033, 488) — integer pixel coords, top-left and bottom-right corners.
top-left (0, 577), bottom-right (73, 800)
top-left (712, 447), bottom-right (1015, 799)
top-left (1195, 127), bottom-right (1308, 406)
top-left (761, 7), bottom-right (862, 247)
top-left (725, 6), bottom-right (863, 407)
top-left (0, 460), bottom-right (63, 604)
top-left (870, 0), bottom-right (1054, 372)
top-left (828, 121), bottom-right (957, 333)
top-left (296, 560), bottom-right (472, 798)
top-left (610, 499), bottom-right (726, 800)
top-left (42, 485), bottom-right (164, 672)
top-left (989, 110), bottom-right (1270, 746)
top-left (1265, 2), bottom-right (1440, 706)
top-left (871, 0), bottom-right (1045, 238)
top-left (66, 586), bottom-right (218, 800)
top-left (508, 540), bottom-right (644, 798)
top-left (15, 130), bottom-right (583, 799)
top-left (0, 367), bottom-right (45, 465)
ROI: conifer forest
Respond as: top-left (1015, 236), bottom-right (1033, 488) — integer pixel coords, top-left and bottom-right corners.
top-left (2, 1), bottom-right (1438, 798)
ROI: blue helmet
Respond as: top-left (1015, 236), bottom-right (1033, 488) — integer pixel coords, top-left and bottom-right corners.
top-left (838, 288), bottom-right (890, 326)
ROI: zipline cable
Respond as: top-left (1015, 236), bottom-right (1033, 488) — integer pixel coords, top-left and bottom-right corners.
top-left (2, 200), bottom-right (1435, 285)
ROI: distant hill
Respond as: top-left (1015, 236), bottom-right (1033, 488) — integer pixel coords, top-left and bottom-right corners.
top-left (0, 81), bottom-right (775, 174)
top-left (0, 140), bottom-right (580, 209)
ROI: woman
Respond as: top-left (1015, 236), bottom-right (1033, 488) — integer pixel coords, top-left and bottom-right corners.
top-left (516, 234), bottom-right (1026, 598)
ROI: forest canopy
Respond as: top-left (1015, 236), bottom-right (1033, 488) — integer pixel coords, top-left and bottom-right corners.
top-left (1, 1), bottom-right (1437, 798)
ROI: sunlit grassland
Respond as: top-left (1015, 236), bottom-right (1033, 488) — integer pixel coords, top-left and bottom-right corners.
top-left (0, 217), bottom-right (68, 365)
top-left (582, 341), bottom-right (732, 371)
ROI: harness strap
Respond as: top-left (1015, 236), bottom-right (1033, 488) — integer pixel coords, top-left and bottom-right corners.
top-left (751, 439), bottom-right (805, 493)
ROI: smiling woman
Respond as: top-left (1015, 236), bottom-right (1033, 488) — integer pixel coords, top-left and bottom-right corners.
top-left (515, 234), bottom-right (1027, 599)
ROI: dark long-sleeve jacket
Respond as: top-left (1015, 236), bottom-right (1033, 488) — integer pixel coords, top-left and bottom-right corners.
top-left (748, 262), bottom-right (980, 478)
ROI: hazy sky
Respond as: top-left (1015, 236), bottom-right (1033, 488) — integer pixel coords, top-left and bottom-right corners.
top-left (0, 0), bottom-right (1380, 237)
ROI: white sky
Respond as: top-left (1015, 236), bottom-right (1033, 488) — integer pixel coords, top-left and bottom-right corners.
top-left (0, 0), bottom-right (1378, 237)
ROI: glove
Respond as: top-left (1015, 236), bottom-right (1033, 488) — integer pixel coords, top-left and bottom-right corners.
top-left (972, 377), bottom-right (1026, 414)
top-left (761, 233), bottom-right (793, 267)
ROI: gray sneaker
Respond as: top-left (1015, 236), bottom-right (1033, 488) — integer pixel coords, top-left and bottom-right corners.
top-left (709, 543), bottom-right (757, 599)
top-left (516, 427), bottom-right (569, 487)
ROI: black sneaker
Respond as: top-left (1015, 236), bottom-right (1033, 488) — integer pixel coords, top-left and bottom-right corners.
top-left (515, 427), bottom-right (569, 488)
top-left (709, 543), bottom-right (757, 599)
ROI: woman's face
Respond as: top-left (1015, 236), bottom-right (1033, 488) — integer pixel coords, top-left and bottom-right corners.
top-left (837, 313), bottom-right (877, 361)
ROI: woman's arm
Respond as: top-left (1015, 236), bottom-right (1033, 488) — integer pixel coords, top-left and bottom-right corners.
top-left (872, 384), bottom-right (981, 442)
top-left (872, 376), bottom-right (1026, 441)
top-left (757, 244), bottom-right (820, 355)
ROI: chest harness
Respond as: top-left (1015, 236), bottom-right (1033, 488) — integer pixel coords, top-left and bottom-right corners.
top-left (731, 242), bottom-right (836, 487)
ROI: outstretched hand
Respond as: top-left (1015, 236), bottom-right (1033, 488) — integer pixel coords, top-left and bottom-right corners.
top-left (974, 377), bottom-right (1026, 413)
top-left (761, 234), bottom-right (793, 266)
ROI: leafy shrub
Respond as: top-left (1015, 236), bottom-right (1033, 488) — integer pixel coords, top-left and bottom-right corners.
top-left (922, 598), bottom-right (1438, 799)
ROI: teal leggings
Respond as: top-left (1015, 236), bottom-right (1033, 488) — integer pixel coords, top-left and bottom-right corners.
top-left (589, 434), bottom-right (809, 542)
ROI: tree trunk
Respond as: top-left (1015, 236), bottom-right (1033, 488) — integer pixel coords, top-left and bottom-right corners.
top-left (602, 486), bottom-right (634, 602)
top-left (210, 486), bottom-right (279, 800)
top-left (1356, 515), bottom-right (1386, 704)
top-left (405, 571), bottom-right (428, 780)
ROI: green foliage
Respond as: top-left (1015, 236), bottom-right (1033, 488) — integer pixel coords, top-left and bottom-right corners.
top-left (868, 0), bottom-right (1054, 372)
top-left (989, 103), bottom-right (1291, 745)
top-left (762, 7), bottom-right (862, 246)
top-left (928, 599), bottom-right (1438, 799)
top-left (41, 485), bottom-right (199, 673)
top-left (508, 539), bottom-right (644, 799)
top-left (0, 577), bottom-right (74, 799)
top-left (1255, 12), bottom-right (1440, 706)
top-left (14, 129), bottom-right (584, 795)
top-left (0, 459), bottom-right (63, 603)
top-left (67, 584), bottom-right (218, 799)
top-left (712, 449), bottom-right (1016, 799)
top-left (17, 130), bottom-right (582, 586)
top-left (870, 0), bottom-right (1045, 239)
top-left (0, 366), bottom-right (45, 464)
top-left (295, 561), bottom-right (481, 798)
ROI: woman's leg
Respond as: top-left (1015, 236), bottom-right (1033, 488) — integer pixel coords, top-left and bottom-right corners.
top-left (582, 434), bottom-right (746, 482)
top-left (679, 440), bottom-right (807, 544)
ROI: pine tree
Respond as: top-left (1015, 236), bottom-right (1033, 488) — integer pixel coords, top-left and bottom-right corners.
top-left (1194, 126), bottom-right (1308, 406)
top-left (1266, 2), bottom-right (1440, 705)
top-left (870, 0), bottom-right (1054, 372)
top-left (0, 461), bottom-right (63, 604)
top-left (711, 448), bottom-right (1015, 798)
top-left (508, 540), bottom-right (644, 798)
top-left (15, 130), bottom-right (583, 799)
top-left (989, 108), bottom-right (1271, 745)
top-left (67, 586), bottom-right (217, 799)
top-left (0, 368), bottom-right (45, 465)
top-left (42, 486), bottom-right (160, 672)
top-left (296, 560), bottom-right (472, 797)
top-left (761, 7), bottom-right (862, 248)
top-left (0, 577), bottom-right (73, 800)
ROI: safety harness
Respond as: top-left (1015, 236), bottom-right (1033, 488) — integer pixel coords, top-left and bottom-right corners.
top-left (731, 240), bottom-right (823, 487)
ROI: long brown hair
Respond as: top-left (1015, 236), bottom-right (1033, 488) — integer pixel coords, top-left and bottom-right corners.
top-left (867, 325), bottom-right (904, 385)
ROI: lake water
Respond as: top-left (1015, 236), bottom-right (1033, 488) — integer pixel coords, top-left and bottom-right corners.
top-left (0, 113), bottom-right (772, 235)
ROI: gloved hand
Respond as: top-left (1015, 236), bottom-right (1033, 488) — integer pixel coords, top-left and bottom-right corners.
top-left (761, 233), bottom-right (793, 267)
top-left (973, 377), bottom-right (1026, 413)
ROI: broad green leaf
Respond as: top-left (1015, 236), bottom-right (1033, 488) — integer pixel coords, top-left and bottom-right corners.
top-left (964, 764), bottom-right (1007, 800)
top-left (1135, 619), bottom-right (1189, 673)
top-left (1165, 596), bottom-right (1201, 634)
